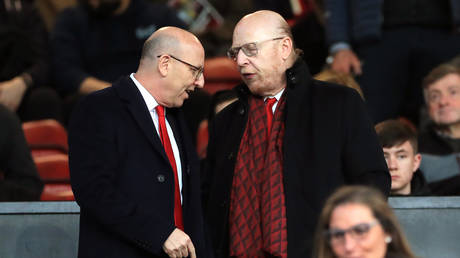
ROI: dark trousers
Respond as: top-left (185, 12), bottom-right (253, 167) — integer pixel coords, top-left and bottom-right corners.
top-left (356, 26), bottom-right (460, 125)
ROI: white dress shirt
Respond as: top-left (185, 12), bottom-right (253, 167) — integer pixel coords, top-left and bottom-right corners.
top-left (130, 73), bottom-right (183, 202)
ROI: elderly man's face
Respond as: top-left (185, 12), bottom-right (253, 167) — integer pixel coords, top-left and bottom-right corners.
top-left (425, 73), bottom-right (460, 126)
top-left (231, 23), bottom-right (286, 96)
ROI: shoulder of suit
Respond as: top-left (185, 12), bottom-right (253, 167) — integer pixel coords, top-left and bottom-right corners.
top-left (309, 79), bottom-right (361, 100)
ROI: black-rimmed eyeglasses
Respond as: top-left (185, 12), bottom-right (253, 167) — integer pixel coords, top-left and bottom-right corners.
top-left (226, 37), bottom-right (285, 60)
top-left (157, 54), bottom-right (204, 80)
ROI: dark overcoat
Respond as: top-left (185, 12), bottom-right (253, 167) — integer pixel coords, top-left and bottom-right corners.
top-left (203, 59), bottom-right (391, 257)
top-left (69, 76), bottom-right (207, 258)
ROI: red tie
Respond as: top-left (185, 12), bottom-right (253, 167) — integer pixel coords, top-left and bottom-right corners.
top-left (265, 97), bottom-right (277, 135)
top-left (155, 105), bottom-right (184, 231)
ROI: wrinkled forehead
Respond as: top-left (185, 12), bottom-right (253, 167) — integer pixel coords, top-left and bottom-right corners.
top-left (232, 20), bottom-right (276, 47)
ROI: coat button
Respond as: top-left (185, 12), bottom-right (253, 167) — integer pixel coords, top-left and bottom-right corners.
top-left (157, 174), bottom-right (165, 183)
top-left (239, 108), bottom-right (245, 115)
top-left (227, 152), bottom-right (234, 160)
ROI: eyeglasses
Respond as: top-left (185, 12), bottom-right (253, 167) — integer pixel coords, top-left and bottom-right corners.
top-left (226, 37), bottom-right (285, 60)
top-left (325, 221), bottom-right (379, 246)
top-left (157, 54), bottom-right (204, 80)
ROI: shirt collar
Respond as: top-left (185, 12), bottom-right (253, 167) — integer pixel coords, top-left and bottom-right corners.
top-left (264, 88), bottom-right (285, 102)
top-left (130, 73), bottom-right (160, 112)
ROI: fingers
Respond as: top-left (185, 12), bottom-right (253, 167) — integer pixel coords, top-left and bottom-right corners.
top-left (350, 58), bottom-right (362, 75)
top-left (188, 240), bottom-right (196, 258)
top-left (163, 228), bottom-right (195, 257)
top-left (331, 49), bottom-right (362, 75)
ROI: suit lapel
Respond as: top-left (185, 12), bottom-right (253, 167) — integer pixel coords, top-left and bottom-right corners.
top-left (113, 76), bottom-right (169, 161)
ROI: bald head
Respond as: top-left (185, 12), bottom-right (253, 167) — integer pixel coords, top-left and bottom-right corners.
top-left (140, 27), bottom-right (203, 64)
top-left (233, 10), bottom-right (293, 47)
top-left (134, 27), bottom-right (205, 108)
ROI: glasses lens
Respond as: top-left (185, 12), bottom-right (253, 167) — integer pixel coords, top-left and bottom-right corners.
top-left (227, 48), bottom-right (239, 59)
top-left (328, 229), bottom-right (345, 242)
top-left (350, 223), bottom-right (371, 237)
top-left (241, 43), bottom-right (258, 57)
top-left (194, 68), bottom-right (203, 80)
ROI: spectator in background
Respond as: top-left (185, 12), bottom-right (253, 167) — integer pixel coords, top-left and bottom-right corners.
top-left (292, 0), bottom-right (328, 75)
top-left (198, 0), bottom-right (256, 57)
top-left (0, 104), bottom-right (43, 201)
top-left (314, 186), bottom-right (416, 258)
top-left (51, 0), bottom-right (186, 123)
top-left (0, 0), bottom-right (62, 122)
top-left (419, 63), bottom-right (460, 195)
top-left (314, 68), bottom-right (364, 99)
top-left (375, 119), bottom-right (431, 196)
top-left (324, 0), bottom-right (460, 125)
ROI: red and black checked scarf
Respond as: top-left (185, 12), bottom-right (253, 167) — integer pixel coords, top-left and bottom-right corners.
top-left (229, 93), bottom-right (288, 258)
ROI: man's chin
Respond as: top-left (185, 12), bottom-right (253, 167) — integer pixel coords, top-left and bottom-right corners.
top-left (435, 116), bottom-right (460, 126)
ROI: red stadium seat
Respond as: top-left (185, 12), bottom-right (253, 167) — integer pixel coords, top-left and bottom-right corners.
top-left (203, 57), bottom-right (241, 95)
top-left (40, 183), bottom-right (74, 201)
top-left (22, 119), bottom-right (68, 157)
top-left (33, 153), bottom-right (69, 183)
top-left (196, 120), bottom-right (209, 159)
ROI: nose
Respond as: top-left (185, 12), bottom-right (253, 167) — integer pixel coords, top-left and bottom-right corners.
top-left (386, 156), bottom-right (397, 170)
top-left (438, 94), bottom-right (450, 106)
top-left (194, 73), bottom-right (204, 88)
top-left (343, 233), bottom-right (358, 251)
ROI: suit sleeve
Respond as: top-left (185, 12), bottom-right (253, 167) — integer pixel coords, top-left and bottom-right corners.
top-left (68, 94), bottom-right (175, 255)
top-left (342, 90), bottom-right (391, 196)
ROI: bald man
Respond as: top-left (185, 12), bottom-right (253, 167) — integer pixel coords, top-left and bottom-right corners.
top-left (203, 11), bottom-right (390, 257)
top-left (69, 27), bottom-right (208, 258)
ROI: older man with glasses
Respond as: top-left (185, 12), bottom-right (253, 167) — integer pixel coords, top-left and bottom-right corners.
top-left (202, 10), bottom-right (390, 258)
top-left (69, 27), bottom-right (209, 258)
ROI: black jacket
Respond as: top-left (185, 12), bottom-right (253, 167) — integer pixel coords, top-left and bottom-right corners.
top-left (69, 76), bottom-right (208, 257)
top-left (203, 59), bottom-right (391, 257)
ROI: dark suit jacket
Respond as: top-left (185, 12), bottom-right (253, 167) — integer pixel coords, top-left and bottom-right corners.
top-left (203, 59), bottom-right (391, 258)
top-left (69, 76), bottom-right (207, 258)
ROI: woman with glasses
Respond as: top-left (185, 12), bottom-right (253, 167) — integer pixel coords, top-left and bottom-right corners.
top-left (314, 186), bottom-right (415, 258)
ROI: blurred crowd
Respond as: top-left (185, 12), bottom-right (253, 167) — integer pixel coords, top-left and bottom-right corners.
top-left (0, 0), bottom-right (459, 207)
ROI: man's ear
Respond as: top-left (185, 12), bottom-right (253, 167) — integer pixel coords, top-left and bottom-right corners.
top-left (280, 37), bottom-right (293, 60)
top-left (157, 55), bottom-right (170, 77)
top-left (412, 153), bottom-right (422, 173)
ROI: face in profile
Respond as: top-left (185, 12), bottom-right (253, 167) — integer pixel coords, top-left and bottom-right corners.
top-left (328, 203), bottom-right (390, 258)
top-left (426, 73), bottom-right (460, 126)
top-left (383, 141), bottom-right (421, 195)
top-left (163, 47), bottom-right (205, 108)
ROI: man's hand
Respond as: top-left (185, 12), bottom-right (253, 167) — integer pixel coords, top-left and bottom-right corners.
top-left (331, 49), bottom-right (362, 75)
top-left (162, 228), bottom-right (196, 258)
top-left (0, 77), bottom-right (28, 111)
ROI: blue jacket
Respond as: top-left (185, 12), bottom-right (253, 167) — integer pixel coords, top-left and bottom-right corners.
top-left (325, 0), bottom-right (460, 46)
